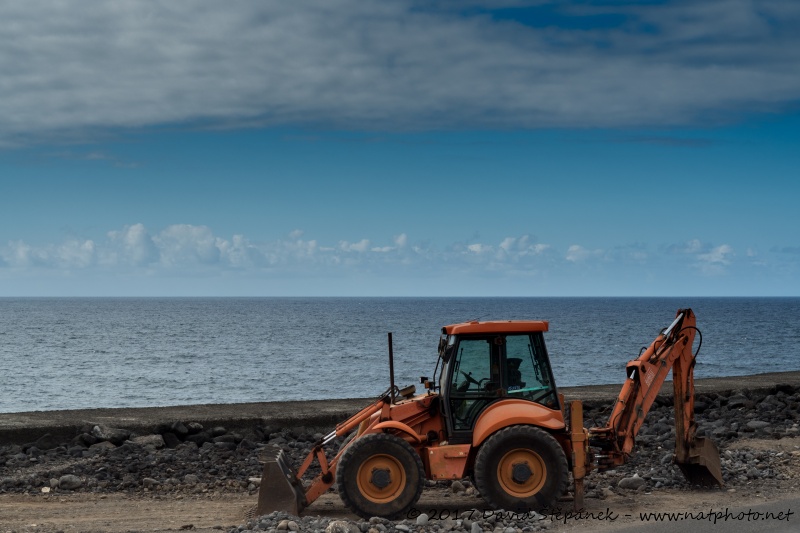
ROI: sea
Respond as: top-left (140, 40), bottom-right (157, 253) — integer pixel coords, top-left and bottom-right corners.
top-left (1, 297), bottom-right (798, 414)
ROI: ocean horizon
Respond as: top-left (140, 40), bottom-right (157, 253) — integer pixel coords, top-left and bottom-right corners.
top-left (1, 296), bottom-right (798, 413)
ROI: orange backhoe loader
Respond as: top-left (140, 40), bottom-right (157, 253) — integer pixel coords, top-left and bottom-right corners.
top-left (257, 308), bottom-right (723, 518)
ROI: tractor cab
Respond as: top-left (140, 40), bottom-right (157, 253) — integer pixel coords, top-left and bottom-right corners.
top-left (436, 321), bottom-right (560, 443)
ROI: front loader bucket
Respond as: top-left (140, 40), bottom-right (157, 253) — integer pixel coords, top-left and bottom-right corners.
top-left (676, 436), bottom-right (724, 487)
top-left (256, 448), bottom-right (306, 516)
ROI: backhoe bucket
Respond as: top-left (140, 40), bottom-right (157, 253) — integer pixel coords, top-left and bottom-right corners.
top-left (256, 448), bottom-right (306, 516)
top-left (676, 436), bottom-right (724, 487)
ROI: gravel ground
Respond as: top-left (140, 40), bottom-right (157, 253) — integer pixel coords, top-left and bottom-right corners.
top-left (3, 385), bottom-right (800, 532)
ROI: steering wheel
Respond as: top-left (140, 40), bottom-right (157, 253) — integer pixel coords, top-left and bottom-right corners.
top-left (459, 371), bottom-right (488, 389)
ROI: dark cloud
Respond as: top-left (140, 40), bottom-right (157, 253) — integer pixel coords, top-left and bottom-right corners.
top-left (1, 1), bottom-right (799, 143)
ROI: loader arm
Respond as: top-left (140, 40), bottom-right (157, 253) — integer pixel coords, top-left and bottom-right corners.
top-left (588, 308), bottom-right (722, 485)
top-left (256, 395), bottom-right (388, 516)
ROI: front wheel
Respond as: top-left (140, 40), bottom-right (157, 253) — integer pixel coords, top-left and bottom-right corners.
top-left (335, 433), bottom-right (425, 519)
top-left (474, 425), bottom-right (568, 512)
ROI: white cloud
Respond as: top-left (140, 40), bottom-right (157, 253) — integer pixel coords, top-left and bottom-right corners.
top-left (565, 244), bottom-right (604, 263)
top-left (2, 1), bottom-right (800, 144)
top-left (698, 244), bottom-right (734, 266)
top-left (153, 224), bottom-right (221, 265)
top-left (5, 225), bottom-right (781, 289)
top-left (4, 240), bottom-right (38, 267)
top-left (106, 223), bottom-right (158, 265)
top-left (666, 239), bottom-right (735, 275)
top-left (216, 234), bottom-right (259, 268)
top-left (56, 239), bottom-right (95, 268)
top-left (368, 234), bottom-right (409, 253)
top-left (3, 226), bottom-right (546, 273)
top-left (467, 243), bottom-right (491, 254)
top-left (339, 239), bottom-right (370, 253)
top-left (289, 229), bottom-right (304, 240)
top-left (499, 237), bottom-right (515, 252)
top-left (668, 239), bottom-right (706, 255)
top-left (2, 238), bottom-right (96, 268)
top-left (500, 236), bottom-right (550, 258)
top-left (531, 244), bottom-right (550, 255)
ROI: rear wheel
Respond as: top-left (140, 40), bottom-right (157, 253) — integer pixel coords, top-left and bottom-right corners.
top-left (335, 433), bottom-right (425, 519)
top-left (474, 425), bottom-right (568, 512)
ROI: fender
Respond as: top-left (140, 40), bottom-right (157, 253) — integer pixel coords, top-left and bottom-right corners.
top-left (472, 398), bottom-right (565, 447)
top-left (372, 420), bottom-right (424, 444)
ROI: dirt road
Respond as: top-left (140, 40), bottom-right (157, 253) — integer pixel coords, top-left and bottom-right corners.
top-left (3, 475), bottom-right (798, 533)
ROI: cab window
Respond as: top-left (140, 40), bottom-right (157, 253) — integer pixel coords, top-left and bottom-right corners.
top-left (505, 333), bottom-right (558, 408)
top-left (448, 337), bottom-right (500, 430)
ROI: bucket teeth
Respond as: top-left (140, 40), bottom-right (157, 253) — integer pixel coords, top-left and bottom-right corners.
top-left (256, 447), bottom-right (307, 517)
top-left (676, 436), bottom-right (724, 487)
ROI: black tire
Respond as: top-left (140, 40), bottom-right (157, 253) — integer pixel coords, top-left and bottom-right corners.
top-left (474, 425), bottom-right (568, 513)
top-left (337, 431), bottom-right (356, 453)
top-left (335, 433), bottom-right (425, 519)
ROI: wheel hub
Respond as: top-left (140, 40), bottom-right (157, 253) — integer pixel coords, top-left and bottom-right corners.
top-left (511, 462), bottom-right (532, 484)
top-left (497, 448), bottom-right (547, 498)
top-left (370, 468), bottom-right (392, 489)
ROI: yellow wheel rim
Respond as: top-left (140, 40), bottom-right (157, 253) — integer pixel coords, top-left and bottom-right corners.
top-left (356, 454), bottom-right (406, 503)
top-left (497, 448), bottom-right (546, 498)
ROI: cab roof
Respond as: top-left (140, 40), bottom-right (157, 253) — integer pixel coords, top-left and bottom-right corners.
top-left (442, 320), bottom-right (549, 335)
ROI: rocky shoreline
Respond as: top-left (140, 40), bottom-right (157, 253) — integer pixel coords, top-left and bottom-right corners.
top-left (3, 376), bottom-right (800, 532)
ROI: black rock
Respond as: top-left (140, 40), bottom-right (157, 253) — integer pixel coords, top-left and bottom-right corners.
top-left (78, 433), bottom-right (99, 446)
top-left (187, 422), bottom-right (204, 435)
top-left (31, 433), bottom-right (61, 451)
top-left (186, 431), bottom-right (213, 445)
top-left (214, 441), bottom-right (237, 451)
top-left (171, 421), bottom-right (190, 438)
top-left (162, 432), bottom-right (182, 449)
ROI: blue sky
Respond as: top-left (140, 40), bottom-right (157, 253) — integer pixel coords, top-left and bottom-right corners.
top-left (1, 1), bottom-right (799, 296)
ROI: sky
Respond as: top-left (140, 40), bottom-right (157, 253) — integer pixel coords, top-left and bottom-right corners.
top-left (0, 0), bottom-right (799, 297)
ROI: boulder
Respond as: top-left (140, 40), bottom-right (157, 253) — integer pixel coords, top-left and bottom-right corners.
top-left (131, 434), bottom-right (166, 449)
top-left (186, 422), bottom-right (204, 435)
top-left (32, 433), bottom-right (61, 451)
top-left (162, 432), bottom-right (181, 449)
top-left (59, 474), bottom-right (83, 490)
top-left (92, 425), bottom-right (130, 445)
top-left (618, 474), bottom-right (646, 490)
top-left (746, 420), bottom-right (770, 430)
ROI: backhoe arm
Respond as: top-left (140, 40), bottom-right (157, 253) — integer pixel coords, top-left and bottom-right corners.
top-left (588, 308), bottom-right (722, 485)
